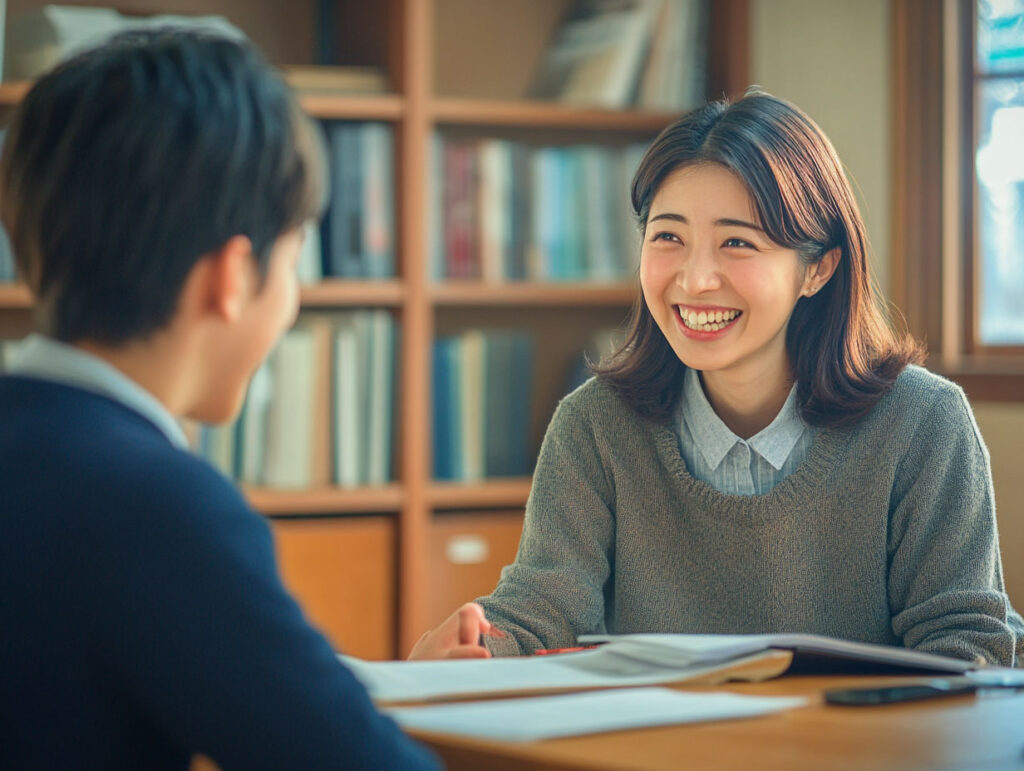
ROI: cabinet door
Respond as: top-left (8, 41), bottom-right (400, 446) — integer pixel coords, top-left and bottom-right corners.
top-left (428, 510), bottom-right (524, 628)
top-left (271, 516), bottom-right (395, 660)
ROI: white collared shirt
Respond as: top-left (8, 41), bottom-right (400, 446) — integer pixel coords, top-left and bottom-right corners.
top-left (6, 333), bottom-right (189, 449)
top-left (677, 367), bottom-right (815, 496)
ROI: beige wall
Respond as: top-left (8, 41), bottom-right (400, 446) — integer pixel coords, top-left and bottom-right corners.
top-left (750, 0), bottom-right (891, 298)
top-left (751, 0), bottom-right (1024, 605)
top-left (975, 405), bottom-right (1024, 607)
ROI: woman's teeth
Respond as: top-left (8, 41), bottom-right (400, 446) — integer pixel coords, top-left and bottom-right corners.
top-left (678, 308), bottom-right (740, 332)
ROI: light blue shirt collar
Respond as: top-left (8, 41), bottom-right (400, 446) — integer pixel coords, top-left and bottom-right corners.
top-left (6, 334), bottom-right (189, 449)
top-left (681, 367), bottom-right (806, 472)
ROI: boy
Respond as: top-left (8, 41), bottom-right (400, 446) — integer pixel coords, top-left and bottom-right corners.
top-left (0, 30), bottom-right (438, 770)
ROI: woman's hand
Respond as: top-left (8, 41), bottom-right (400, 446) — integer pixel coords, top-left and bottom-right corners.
top-left (407, 602), bottom-right (507, 660)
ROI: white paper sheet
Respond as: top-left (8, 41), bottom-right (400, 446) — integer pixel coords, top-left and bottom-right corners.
top-left (340, 647), bottom-right (787, 704)
top-left (386, 687), bottom-right (807, 742)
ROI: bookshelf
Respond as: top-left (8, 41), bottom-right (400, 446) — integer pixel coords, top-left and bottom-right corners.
top-left (0, 0), bottom-right (750, 658)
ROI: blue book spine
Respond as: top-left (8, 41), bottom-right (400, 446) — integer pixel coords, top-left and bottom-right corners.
top-left (506, 333), bottom-right (535, 475)
top-left (564, 148), bottom-right (587, 281)
top-left (361, 123), bottom-right (395, 279)
top-left (508, 142), bottom-right (530, 281)
top-left (0, 225), bottom-right (14, 282)
top-left (483, 333), bottom-right (512, 477)
top-left (432, 338), bottom-right (455, 480)
top-left (548, 148), bottom-right (567, 281)
top-left (328, 124), bottom-right (365, 277)
top-left (384, 322), bottom-right (400, 482)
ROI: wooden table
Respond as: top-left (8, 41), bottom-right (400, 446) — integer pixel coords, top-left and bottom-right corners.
top-left (410, 675), bottom-right (1024, 771)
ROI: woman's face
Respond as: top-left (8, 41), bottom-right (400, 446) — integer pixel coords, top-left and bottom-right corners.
top-left (640, 162), bottom-right (821, 389)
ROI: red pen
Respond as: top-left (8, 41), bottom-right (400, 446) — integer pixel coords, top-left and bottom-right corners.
top-left (533, 645), bottom-right (600, 655)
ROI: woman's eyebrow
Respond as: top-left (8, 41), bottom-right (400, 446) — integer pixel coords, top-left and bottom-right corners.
top-left (648, 213), bottom-right (765, 234)
top-left (715, 217), bottom-right (765, 232)
top-left (648, 212), bottom-right (687, 224)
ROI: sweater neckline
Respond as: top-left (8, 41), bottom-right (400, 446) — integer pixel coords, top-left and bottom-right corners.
top-left (651, 415), bottom-right (847, 512)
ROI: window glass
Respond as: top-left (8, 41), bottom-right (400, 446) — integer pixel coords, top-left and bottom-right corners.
top-left (977, 0), bottom-right (1024, 74)
top-left (975, 1), bottom-right (1024, 345)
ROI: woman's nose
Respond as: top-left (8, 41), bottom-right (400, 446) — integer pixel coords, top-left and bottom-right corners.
top-left (677, 245), bottom-right (722, 295)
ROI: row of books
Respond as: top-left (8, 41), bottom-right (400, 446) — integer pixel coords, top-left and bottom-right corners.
top-left (297, 122), bottom-right (397, 283)
top-left (193, 311), bottom-right (397, 489)
top-left (530, 0), bottom-right (707, 110)
top-left (320, 122), bottom-right (396, 280)
top-left (433, 329), bottom-right (536, 481)
top-left (0, 322), bottom-right (599, 488)
top-left (0, 119), bottom-right (395, 286)
top-left (0, 127), bottom-right (653, 288)
top-left (430, 138), bottom-right (647, 283)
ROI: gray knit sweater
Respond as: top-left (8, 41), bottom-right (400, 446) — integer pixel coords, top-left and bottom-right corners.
top-left (479, 365), bottom-right (1023, 666)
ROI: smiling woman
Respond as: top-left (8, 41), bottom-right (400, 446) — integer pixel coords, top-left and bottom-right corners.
top-left (409, 91), bottom-right (1024, 669)
top-left (637, 162), bottom-right (838, 437)
top-left (599, 91), bottom-right (920, 430)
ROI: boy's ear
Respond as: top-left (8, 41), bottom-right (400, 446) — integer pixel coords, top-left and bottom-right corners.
top-left (199, 235), bottom-right (256, 322)
top-left (802, 248), bottom-right (840, 297)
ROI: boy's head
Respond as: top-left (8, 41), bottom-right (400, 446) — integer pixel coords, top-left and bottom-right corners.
top-left (0, 28), bottom-right (325, 347)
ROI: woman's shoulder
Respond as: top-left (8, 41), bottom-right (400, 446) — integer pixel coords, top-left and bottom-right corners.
top-left (861, 364), bottom-right (973, 438)
top-left (552, 376), bottom-right (654, 437)
top-left (888, 364), bottom-right (967, 407)
top-left (560, 375), bottom-right (637, 416)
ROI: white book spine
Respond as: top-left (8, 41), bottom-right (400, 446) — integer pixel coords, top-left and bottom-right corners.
top-left (263, 327), bottom-right (315, 488)
top-left (365, 310), bottom-right (394, 485)
top-left (333, 316), bottom-right (361, 487)
top-left (459, 330), bottom-right (486, 481)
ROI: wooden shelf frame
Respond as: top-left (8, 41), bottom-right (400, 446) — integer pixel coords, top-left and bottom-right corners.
top-left (0, 0), bottom-right (751, 657)
top-left (429, 478), bottom-right (532, 509)
top-left (299, 279), bottom-right (405, 306)
top-left (0, 283), bottom-right (32, 307)
top-left (430, 97), bottom-right (679, 131)
top-left (298, 93), bottom-right (403, 121)
top-left (429, 281), bottom-right (636, 307)
top-left (245, 484), bottom-right (404, 515)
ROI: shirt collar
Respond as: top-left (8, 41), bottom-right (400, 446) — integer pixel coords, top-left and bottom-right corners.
top-left (6, 334), bottom-right (190, 449)
top-left (681, 367), bottom-right (740, 471)
top-left (747, 384), bottom-right (808, 471)
top-left (680, 367), bottom-right (807, 472)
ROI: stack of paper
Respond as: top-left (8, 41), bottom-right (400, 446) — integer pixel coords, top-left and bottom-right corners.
top-left (387, 687), bottom-right (807, 742)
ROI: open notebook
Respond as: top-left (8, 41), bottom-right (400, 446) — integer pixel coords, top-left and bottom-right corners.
top-left (344, 632), bottom-right (974, 705)
top-left (578, 633), bottom-right (976, 676)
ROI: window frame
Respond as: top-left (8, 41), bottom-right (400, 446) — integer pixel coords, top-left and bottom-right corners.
top-left (891, 0), bottom-right (1024, 402)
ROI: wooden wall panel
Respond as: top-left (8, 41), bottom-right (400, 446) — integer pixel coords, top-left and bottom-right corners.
top-left (272, 516), bottom-right (396, 660)
top-left (428, 510), bottom-right (525, 629)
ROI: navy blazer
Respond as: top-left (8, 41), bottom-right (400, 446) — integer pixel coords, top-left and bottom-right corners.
top-left (0, 376), bottom-right (439, 770)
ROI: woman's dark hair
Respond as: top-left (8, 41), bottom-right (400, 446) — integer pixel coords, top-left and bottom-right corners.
top-left (0, 28), bottom-right (326, 344)
top-left (594, 90), bottom-right (924, 428)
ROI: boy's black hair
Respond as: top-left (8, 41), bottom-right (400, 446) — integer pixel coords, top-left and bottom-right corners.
top-left (0, 28), bottom-right (326, 344)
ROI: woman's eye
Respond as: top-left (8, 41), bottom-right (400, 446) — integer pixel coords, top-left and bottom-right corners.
top-left (651, 232), bottom-right (681, 244)
top-left (723, 237), bottom-right (755, 249)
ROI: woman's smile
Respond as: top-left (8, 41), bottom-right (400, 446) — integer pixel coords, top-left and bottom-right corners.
top-left (675, 304), bottom-right (743, 336)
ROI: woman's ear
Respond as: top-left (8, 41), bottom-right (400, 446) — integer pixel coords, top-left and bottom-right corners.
top-left (802, 248), bottom-right (840, 297)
